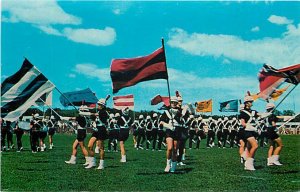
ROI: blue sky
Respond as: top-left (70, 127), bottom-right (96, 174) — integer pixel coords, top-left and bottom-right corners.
top-left (2, 1), bottom-right (300, 114)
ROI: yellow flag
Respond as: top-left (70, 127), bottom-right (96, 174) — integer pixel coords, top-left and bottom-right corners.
top-left (271, 85), bottom-right (290, 101)
top-left (196, 99), bottom-right (212, 112)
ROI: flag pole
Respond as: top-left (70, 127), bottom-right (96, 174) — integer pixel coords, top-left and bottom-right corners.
top-left (38, 97), bottom-right (76, 131)
top-left (272, 84), bottom-right (298, 113)
top-left (161, 38), bottom-right (172, 103)
top-left (55, 87), bottom-right (79, 111)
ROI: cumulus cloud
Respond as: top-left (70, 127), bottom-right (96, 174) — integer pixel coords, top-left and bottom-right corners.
top-left (167, 22), bottom-right (300, 67)
top-left (268, 15), bottom-right (293, 25)
top-left (73, 63), bottom-right (110, 82)
top-left (2, 0), bottom-right (116, 46)
top-left (251, 26), bottom-right (260, 32)
top-left (113, 9), bottom-right (122, 15)
top-left (2, 0), bottom-right (81, 25)
top-left (63, 27), bottom-right (116, 46)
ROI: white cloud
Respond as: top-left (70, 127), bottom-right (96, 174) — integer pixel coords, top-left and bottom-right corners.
top-left (2, 0), bottom-right (81, 25)
top-left (37, 25), bottom-right (63, 36)
top-left (63, 27), bottom-right (116, 46)
top-left (73, 63), bottom-right (110, 82)
top-left (113, 9), bottom-right (121, 15)
top-left (251, 26), bottom-right (260, 32)
top-left (68, 73), bottom-right (76, 78)
top-left (268, 15), bottom-right (293, 25)
top-left (167, 23), bottom-right (300, 67)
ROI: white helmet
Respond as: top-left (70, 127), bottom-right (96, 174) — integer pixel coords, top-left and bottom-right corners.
top-left (97, 98), bottom-right (106, 106)
top-left (122, 108), bottom-right (129, 115)
top-left (198, 116), bottom-right (203, 121)
top-left (232, 117), bottom-right (237, 120)
top-left (218, 118), bottom-right (221, 121)
top-left (79, 105), bottom-right (89, 112)
top-left (224, 117), bottom-right (228, 121)
top-left (50, 115), bottom-right (55, 120)
top-left (115, 113), bottom-right (120, 117)
top-left (146, 115), bottom-right (151, 120)
top-left (209, 117), bottom-right (212, 121)
top-left (139, 114), bottom-right (144, 119)
top-left (244, 96), bottom-right (254, 103)
top-left (266, 103), bottom-right (275, 110)
top-left (189, 115), bottom-right (194, 119)
top-left (153, 113), bottom-right (158, 118)
top-left (109, 113), bottom-right (115, 118)
top-left (34, 113), bottom-right (39, 118)
top-left (170, 96), bottom-right (178, 103)
top-left (177, 96), bottom-right (183, 102)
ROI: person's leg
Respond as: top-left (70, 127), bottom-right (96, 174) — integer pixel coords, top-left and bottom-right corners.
top-left (65, 140), bottom-right (79, 164)
top-left (97, 140), bottom-right (105, 169)
top-left (85, 137), bottom-right (97, 168)
top-left (164, 137), bottom-right (173, 172)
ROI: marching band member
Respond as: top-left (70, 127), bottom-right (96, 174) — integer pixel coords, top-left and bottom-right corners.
top-left (117, 108), bottom-right (132, 163)
top-left (188, 115), bottom-right (197, 149)
top-left (206, 117), bottom-right (216, 148)
top-left (30, 114), bottom-right (42, 153)
top-left (14, 118), bottom-right (24, 152)
top-left (229, 117), bottom-right (238, 148)
top-left (151, 113), bottom-right (159, 150)
top-left (222, 117), bottom-right (230, 148)
top-left (131, 119), bottom-right (139, 148)
top-left (65, 107), bottom-right (89, 165)
top-left (145, 115), bottom-right (153, 150)
top-left (239, 96), bottom-right (259, 171)
top-left (265, 103), bottom-right (283, 166)
top-left (85, 99), bottom-right (109, 170)
top-left (196, 116), bottom-right (206, 149)
top-left (216, 118), bottom-right (223, 148)
top-left (157, 114), bottom-right (166, 151)
top-left (107, 113), bottom-right (118, 152)
top-left (160, 96), bottom-right (181, 173)
top-left (39, 118), bottom-right (48, 152)
top-left (136, 115), bottom-right (145, 150)
top-left (48, 115), bottom-right (57, 149)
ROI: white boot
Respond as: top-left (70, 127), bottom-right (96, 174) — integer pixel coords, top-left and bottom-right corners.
top-left (170, 161), bottom-right (177, 173)
top-left (95, 146), bottom-right (100, 154)
top-left (120, 155), bottom-right (126, 163)
top-left (85, 157), bottom-right (96, 169)
top-left (49, 144), bottom-right (53, 149)
top-left (244, 158), bottom-right (255, 171)
top-left (272, 155), bottom-right (283, 166)
top-left (164, 159), bottom-right (171, 172)
top-left (182, 154), bottom-right (185, 161)
top-left (65, 155), bottom-right (76, 164)
top-left (41, 147), bottom-right (45, 152)
top-left (83, 156), bottom-right (89, 166)
top-left (267, 157), bottom-right (274, 166)
top-left (96, 160), bottom-right (104, 170)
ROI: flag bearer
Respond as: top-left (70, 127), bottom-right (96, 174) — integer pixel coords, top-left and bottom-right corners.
top-left (239, 96), bottom-right (259, 171)
top-left (265, 103), bottom-right (283, 166)
top-left (160, 96), bottom-right (181, 173)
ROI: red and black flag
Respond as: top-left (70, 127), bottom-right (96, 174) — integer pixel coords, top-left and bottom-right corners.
top-left (258, 64), bottom-right (300, 99)
top-left (110, 47), bottom-right (168, 93)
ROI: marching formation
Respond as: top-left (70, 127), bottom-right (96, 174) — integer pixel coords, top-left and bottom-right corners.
top-left (1, 93), bottom-right (285, 172)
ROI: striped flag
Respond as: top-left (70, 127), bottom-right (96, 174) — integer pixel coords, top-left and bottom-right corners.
top-left (258, 64), bottom-right (300, 99)
top-left (113, 94), bottom-right (134, 110)
top-left (34, 91), bottom-right (53, 106)
top-left (110, 47), bottom-right (168, 93)
top-left (1, 59), bottom-right (55, 121)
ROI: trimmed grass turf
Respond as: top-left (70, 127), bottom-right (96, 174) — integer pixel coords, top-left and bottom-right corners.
top-left (1, 134), bottom-right (300, 191)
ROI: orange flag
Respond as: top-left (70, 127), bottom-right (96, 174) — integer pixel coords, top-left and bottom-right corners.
top-left (196, 99), bottom-right (212, 112)
top-left (270, 85), bottom-right (290, 101)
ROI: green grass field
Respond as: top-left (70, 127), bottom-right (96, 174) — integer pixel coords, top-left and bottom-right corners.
top-left (1, 134), bottom-right (300, 191)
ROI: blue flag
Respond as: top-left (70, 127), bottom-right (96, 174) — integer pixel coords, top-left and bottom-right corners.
top-left (219, 99), bottom-right (239, 112)
top-left (59, 88), bottom-right (98, 107)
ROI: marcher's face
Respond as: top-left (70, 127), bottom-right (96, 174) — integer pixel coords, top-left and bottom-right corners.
top-left (171, 102), bottom-right (178, 108)
top-left (98, 104), bottom-right (104, 110)
top-left (245, 101), bottom-right (253, 108)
